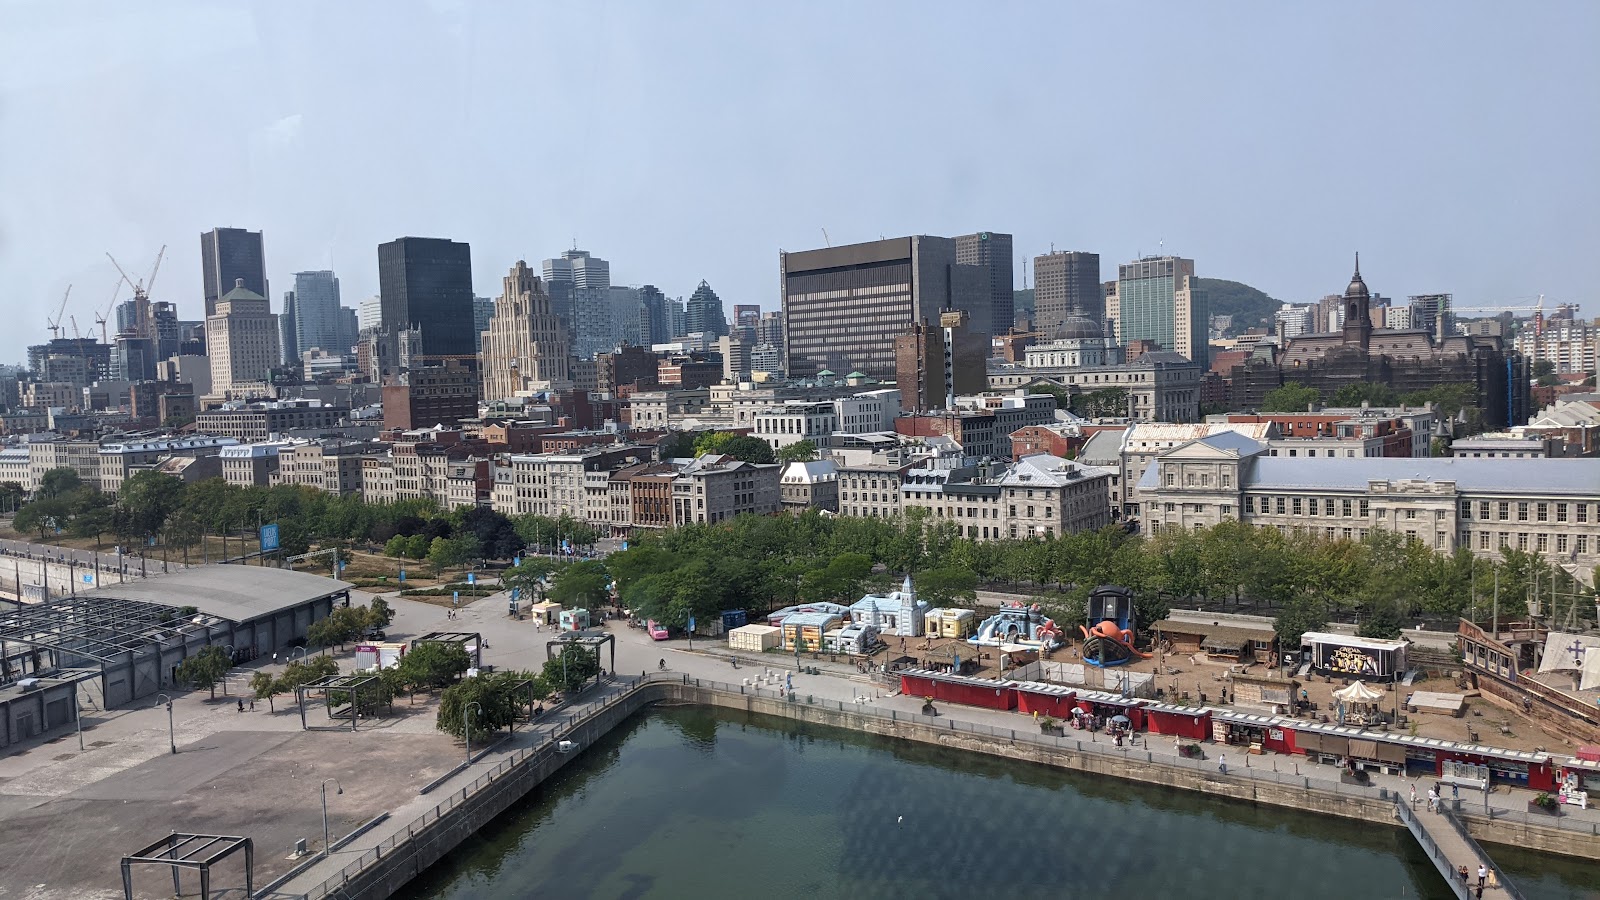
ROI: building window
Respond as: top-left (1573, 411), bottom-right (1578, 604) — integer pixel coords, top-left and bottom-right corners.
top-left (1537, 503), bottom-right (1549, 523)
top-left (1221, 505), bottom-right (1232, 517)
top-left (1405, 509), bottom-right (1417, 520)
top-left (1479, 532), bottom-right (1490, 550)
top-left (1578, 536), bottom-right (1589, 554)
top-left (1517, 502), bottom-right (1529, 522)
top-left (1292, 498), bottom-right (1302, 515)
top-left (1343, 499), bottom-right (1353, 517)
top-left (1221, 474), bottom-right (1231, 487)
top-left (1459, 501), bottom-right (1471, 519)
top-left (1579, 503), bottom-right (1590, 524)
top-left (1556, 503), bottom-right (1569, 523)
top-left (1537, 534), bottom-right (1549, 552)
top-left (1517, 533), bottom-right (1529, 551)
top-left (1557, 534), bottom-right (1568, 553)
top-left (1276, 497), bottom-right (1286, 514)
top-left (1497, 502), bottom-right (1509, 521)
top-left (1478, 501), bottom-right (1489, 520)
top-left (1166, 471), bottom-right (1175, 487)
top-left (1245, 496), bottom-right (1255, 513)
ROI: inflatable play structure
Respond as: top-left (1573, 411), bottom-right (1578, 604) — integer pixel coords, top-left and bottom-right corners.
top-left (1079, 586), bottom-right (1150, 668)
top-left (969, 601), bottom-right (1065, 650)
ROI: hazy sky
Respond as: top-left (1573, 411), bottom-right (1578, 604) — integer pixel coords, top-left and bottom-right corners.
top-left (2, 1), bottom-right (1596, 361)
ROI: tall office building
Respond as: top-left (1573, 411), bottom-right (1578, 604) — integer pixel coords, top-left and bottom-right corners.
top-left (377, 237), bottom-right (475, 357)
top-left (667, 296), bottom-right (687, 340)
top-left (638, 285), bottom-right (670, 346)
top-left (732, 304), bottom-right (761, 329)
top-left (894, 309), bottom-right (988, 413)
top-left (1408, 294), bottom-right (1453, 338)
top-left (279, 292), bottom-right (299, 364)
top-left (780, 235), bottom-right (989, 380)
top-left (200, 228), bottom-right (267, 317)
top-left (480, 260), bottom-right (571, 401)
top-left (335, 306), bottom-right (359, 352)
top-left (473, 297), bottom-right (496, 351)
top-left (207, 279), bottom-right (280, 396)
top-left (954, 231), bottom-right (1013, 335)
top-left (1115, 256), bottom-right (1208, 367)
top-left (1033, 251), bottom-right (1101, 335)
top-left (685, 280), bottom-right (728, 337)
top-left (542, 249), bottom-right (614, 357)
top-left (357, 295), bottom-right (383, 332)
top-left (291, 270), bottom-right (342, 354)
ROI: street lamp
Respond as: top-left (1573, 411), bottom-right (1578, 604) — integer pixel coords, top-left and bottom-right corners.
top-left (321, 778), bottom-right (343, 853)
top-left (464, 701), bottom-right (482, 765)
top-left (289, 647), bottom-right (308, 665)
top-left (156, 693), bottom-right (175, 755)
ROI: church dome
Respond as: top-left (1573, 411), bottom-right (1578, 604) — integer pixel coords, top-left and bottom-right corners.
top-left (1053, 314), bottom-right (1102, 341)
top-left (1344, 253), bottom-right (1370, 301)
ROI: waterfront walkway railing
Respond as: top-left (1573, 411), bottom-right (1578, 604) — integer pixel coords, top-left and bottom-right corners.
top-left (1395, 797), bottom-right (1470, 900)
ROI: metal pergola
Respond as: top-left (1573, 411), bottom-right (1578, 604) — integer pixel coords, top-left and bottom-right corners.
top-left (295, 673), bottom-right (387, 731)
top-left (120, 833), bottom-right (253, 900)
top-left (414, 631), bottom-right (483, 669)
top-left (545, 631), bottom-right (615, 690)
top-left (0, 595), bottom-right (221, 679)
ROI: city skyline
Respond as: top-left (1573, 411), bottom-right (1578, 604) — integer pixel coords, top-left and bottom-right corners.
top-left (2, 2), bottom-right (1596, 362)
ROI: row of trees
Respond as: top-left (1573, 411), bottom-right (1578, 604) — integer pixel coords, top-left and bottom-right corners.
top-left (533, 509), bottom-right (1593, 645)
top-left (1260, 380), bottom-right (1483, 425)
top-left (436, 644), bottom-right (595, 740)
top-left (7, 469), bottom-right (602, 565)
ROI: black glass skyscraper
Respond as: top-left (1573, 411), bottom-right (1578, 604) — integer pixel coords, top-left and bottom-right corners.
top-left (200, 227), bottom-right (267, 317)
top-left (377, 237), bottom-right (475, 357)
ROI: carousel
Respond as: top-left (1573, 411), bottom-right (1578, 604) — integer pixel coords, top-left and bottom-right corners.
top-left (1332, 680), bottom-right (1386, 727)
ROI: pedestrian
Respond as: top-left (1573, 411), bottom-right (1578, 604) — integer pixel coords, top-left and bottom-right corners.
top-left (1427, 788), bottom-right (1438, 812)
top-left (1452, 783), bottom-right (1460, 800)
top-left (1218, 753), bottom-right (1228, 775)
top-left (249, 699), bottom-right (255, 711)
top-left (1477, 865), bottom-right (1485, 887)
top-left (1458, 865), bottom-right (1468, 884)
top-left (1409, 785), bottom-right (1418, 807)
top-left (1475, 885), bottom-right (1483, 900)
top-left (236, 699), bottom-right (244, 713)
top-left (1487, 869), bottom-right (1497, 889)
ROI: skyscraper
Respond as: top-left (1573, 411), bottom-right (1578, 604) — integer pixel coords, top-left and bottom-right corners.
top-left (954, 231), bottom-right (1013, 335)
top-left (279, 291), bottom-right (299, 365)
top-left (291, 270), bottom-right (342, 354)
top-left (685, 280), bottom-right (728, 337)
top-left (473, 297), bottom-right (496, 351)
top-left (780, 235), bottom-right (989, 379)
top-left (1033, 251), bottom-right (1101, 335)
top-left (335, 306), bottom-right (359, 352)
top-left (542, 249), bottom-right (613, 357)
top-left (1115, 256), bottom-right (1208, 366)
top-left (200, 228), bottom-right (267, 317)
top-left (732, 304), bottom-right (761, 329)
top-left (638, 285), bottom-right (670, 347)
top-left (377, 237), bottom-right (474, 357)
top-left (207, 278), bottom-right (280, 396)
top-left (480, 260), bottom-right (571, 401)
top-left (357, 295), bottom-right (383, 333)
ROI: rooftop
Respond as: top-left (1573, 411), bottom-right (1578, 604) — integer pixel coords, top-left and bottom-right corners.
top-left (77, 565), bottom-right (352, 623)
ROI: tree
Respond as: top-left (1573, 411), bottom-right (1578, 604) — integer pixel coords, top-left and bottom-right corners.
top-left (368, 596), bottom-right (394, 629)
top-left (250, 670), bottom-right (283, 712)
top-left (308, 606), bottom-right (370, 652)
top-left (1531, 359), bottom-right (1556, 379)
top-left (437, 671), bottom-right (542, 741)
top-left (1357, 596), bottom-right (1405, 639)
top-left (427, 533), bottom-right (480, 575)
top-left (1329, 382), bottom-right (1398, 407)
top-left (1259, 381), bottom-right (1322, 413)
top-left (121, 471), bottom-right (187, 539)
top-left (396, 641), bottom-right (471, 693)
top-left (277, 655), bottom-right (340, 696)
top-left (913, 567), bottom-right (977, 606)
top-left (1070, 388), bottom-right (1130, 419)
top-left (548, 560), bottom-right (611, 610)
top-left (776, 440), bottom-right (819, 464)
top-left (37, 467), bottom-right (83, 499)
top-left (1273, 596), bottom-right (1326, 651)
top-left (542, 643), bottom-right (600, 693)
top-left (175, 645), bottom-right (232, 700)
top-left (698, 434), bottom-right (775, 465)
top-left (656, 430), bottom-right (698, 460)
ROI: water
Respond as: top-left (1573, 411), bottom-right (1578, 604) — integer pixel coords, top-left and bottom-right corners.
top-left (400, 708), bottom-right (1597, 900)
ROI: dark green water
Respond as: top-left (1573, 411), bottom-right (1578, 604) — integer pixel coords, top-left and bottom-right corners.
top-left (399, 708), bottom-right (1597, 900)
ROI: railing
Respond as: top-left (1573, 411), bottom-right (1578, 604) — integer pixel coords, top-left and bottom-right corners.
top-left (1440, 804), bottom-right (1530, 900)
top-left (1395, 797), bottom-right (1470, 900)
top-left (291, 674), bottom-right (658, 900)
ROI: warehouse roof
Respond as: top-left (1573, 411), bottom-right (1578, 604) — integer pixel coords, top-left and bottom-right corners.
top-left (78, 565), bottom-right (351, 623)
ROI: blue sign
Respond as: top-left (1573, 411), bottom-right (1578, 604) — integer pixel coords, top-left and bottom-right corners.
top-left (259, 523), bottom-right (280, 552)
top-left (511, 588), bottom-right (520, 601)
top-left (621, 541), bottom-right (628, 551)
top-left (687, 615), bottom-right (695, 632)
top-left (81, 574), bottom-right (93, 584)
top-left (452, 591), bottom-right (459, 605)
top-left (467, 572), bottom-right (476, 585)
top-left (513, 556), bottom-right (522, 567)
top-left (399, 569), bottom-right (406, 583)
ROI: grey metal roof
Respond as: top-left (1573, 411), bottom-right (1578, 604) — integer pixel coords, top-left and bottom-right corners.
top-left (78, 566), bottom-right (352, 624)
top-left (1246, 457), bottom-right (1600, 493)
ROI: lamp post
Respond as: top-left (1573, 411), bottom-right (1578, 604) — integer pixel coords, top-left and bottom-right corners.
top-left (321, 778), bottom-right (343, 853)
top-left (289, 647), bottom-right (308, 667)
top-left (464, 702), bottom-right (482, 765)
top-left (156, 693), bottom-right (175, 755)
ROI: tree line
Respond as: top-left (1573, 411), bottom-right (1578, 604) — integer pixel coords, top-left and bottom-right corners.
top-left (535, 509), bottom-right (1593, 645)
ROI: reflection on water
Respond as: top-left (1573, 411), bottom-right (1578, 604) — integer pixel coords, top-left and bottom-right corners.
top-left (398, 708), bottom-right (1595, 900)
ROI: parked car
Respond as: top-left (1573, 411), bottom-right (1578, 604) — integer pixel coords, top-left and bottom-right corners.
top-left (647, 620), bottom-right (670, 641)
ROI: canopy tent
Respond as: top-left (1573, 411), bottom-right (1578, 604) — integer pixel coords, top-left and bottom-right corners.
top-left (1332, 680), bottom-right (1385, 703)
top-left (1582, 651), bottom-right (1600, 692)
top-left (1536, 632), bottom-right (1600, 674)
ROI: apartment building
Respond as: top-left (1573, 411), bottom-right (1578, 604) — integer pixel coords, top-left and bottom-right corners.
top-left (669, 454), bottom-right (781, 525)
top-left (901, 454), bottom-right (1113, 541)
top-left (98, 436), bottom-right (237, 494)
top-left (779, 459), bottom-right (839, 512)
top-left (1137, 434), bottom-right (1600, 570)
top-left (274, 441), bottom-right (374, 496)
top-left (195, 400), bottom-right (348, 441)
top-left (753, 401), bottom-right (837, 450)
top-left (362, 454), bottom-right (397, 504)
top-left (497, 445), bottom-right (650, 518)
top-left (987, 351), bottom-right (1203, 423)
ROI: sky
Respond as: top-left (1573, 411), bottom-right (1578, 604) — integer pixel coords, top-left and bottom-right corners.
top-left (1, 0), bottom-right (1596, 362)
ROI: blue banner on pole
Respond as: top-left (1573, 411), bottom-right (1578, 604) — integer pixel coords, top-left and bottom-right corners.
top-left (399, 569), bottom-right (406, 583)
top-left (513, 556), bottom-right (521, 567)
top-left (621, 540), bottom-right (628, 551)
top-left (467, 572), bottom-right (475, 585)
top-left (82, 574), bottom-right (93, 584)
top-left (687, 615), bottom-right (695, 632)
top-left (511, 588), bottom-right (520, 601)
top-left (453, 591), bottom-right (459, 605)
top-left (259, 523), bottom-right (280, 552)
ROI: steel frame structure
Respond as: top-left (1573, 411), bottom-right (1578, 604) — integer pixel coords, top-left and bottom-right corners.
top-left (120, 832), bottom-right (253, 900)
top-left (0, 595), bottom-right (220, 674)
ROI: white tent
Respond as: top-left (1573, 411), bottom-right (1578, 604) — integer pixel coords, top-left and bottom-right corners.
top-left (1581, 652), bottom-right (1600, 692)
top-left (1332, 680), bottom-right (1385, 703)
top-left (1537, 632), bottom-right (1600, 674)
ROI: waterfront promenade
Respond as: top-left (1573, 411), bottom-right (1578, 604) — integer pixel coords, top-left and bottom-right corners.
top-left (262, 590), bottom-right (1598, 899)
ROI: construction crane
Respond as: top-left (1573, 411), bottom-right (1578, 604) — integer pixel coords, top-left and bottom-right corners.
top-left (94, 280), bottom-right (121, 344)
top-left (1452, 294), bottom-right (1546, 315)
top-left (69, 314), bottom-right (82, 340)
top-left (106, 244), bottom-right (167, 302)
top-left (47, 284), bottom-right (71, 339)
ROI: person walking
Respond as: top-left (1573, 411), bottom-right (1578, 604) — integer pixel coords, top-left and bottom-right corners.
top-left (1452, 782), bottom-right (1460, 801)
top-left (1458, 865), bottom-right (1469, 885)
top-left (1427, 788), bottom-right (1439, 812)
top-left (1218, 753), bottom-right (1228, 775)
top-left (1487, 869), bottom-right (1497, 889)
top-left (1476, 865), bottom-right (1486, 887)
top-left (1409, 785), bottom-right (1418, 807)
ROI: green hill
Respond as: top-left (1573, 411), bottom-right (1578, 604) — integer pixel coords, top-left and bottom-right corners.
top-left (1196, 278), bottom-right (1281, 334)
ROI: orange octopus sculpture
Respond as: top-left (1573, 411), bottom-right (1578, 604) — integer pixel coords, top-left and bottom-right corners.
top-left (1077, 619), bottom-right (1151, 666)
